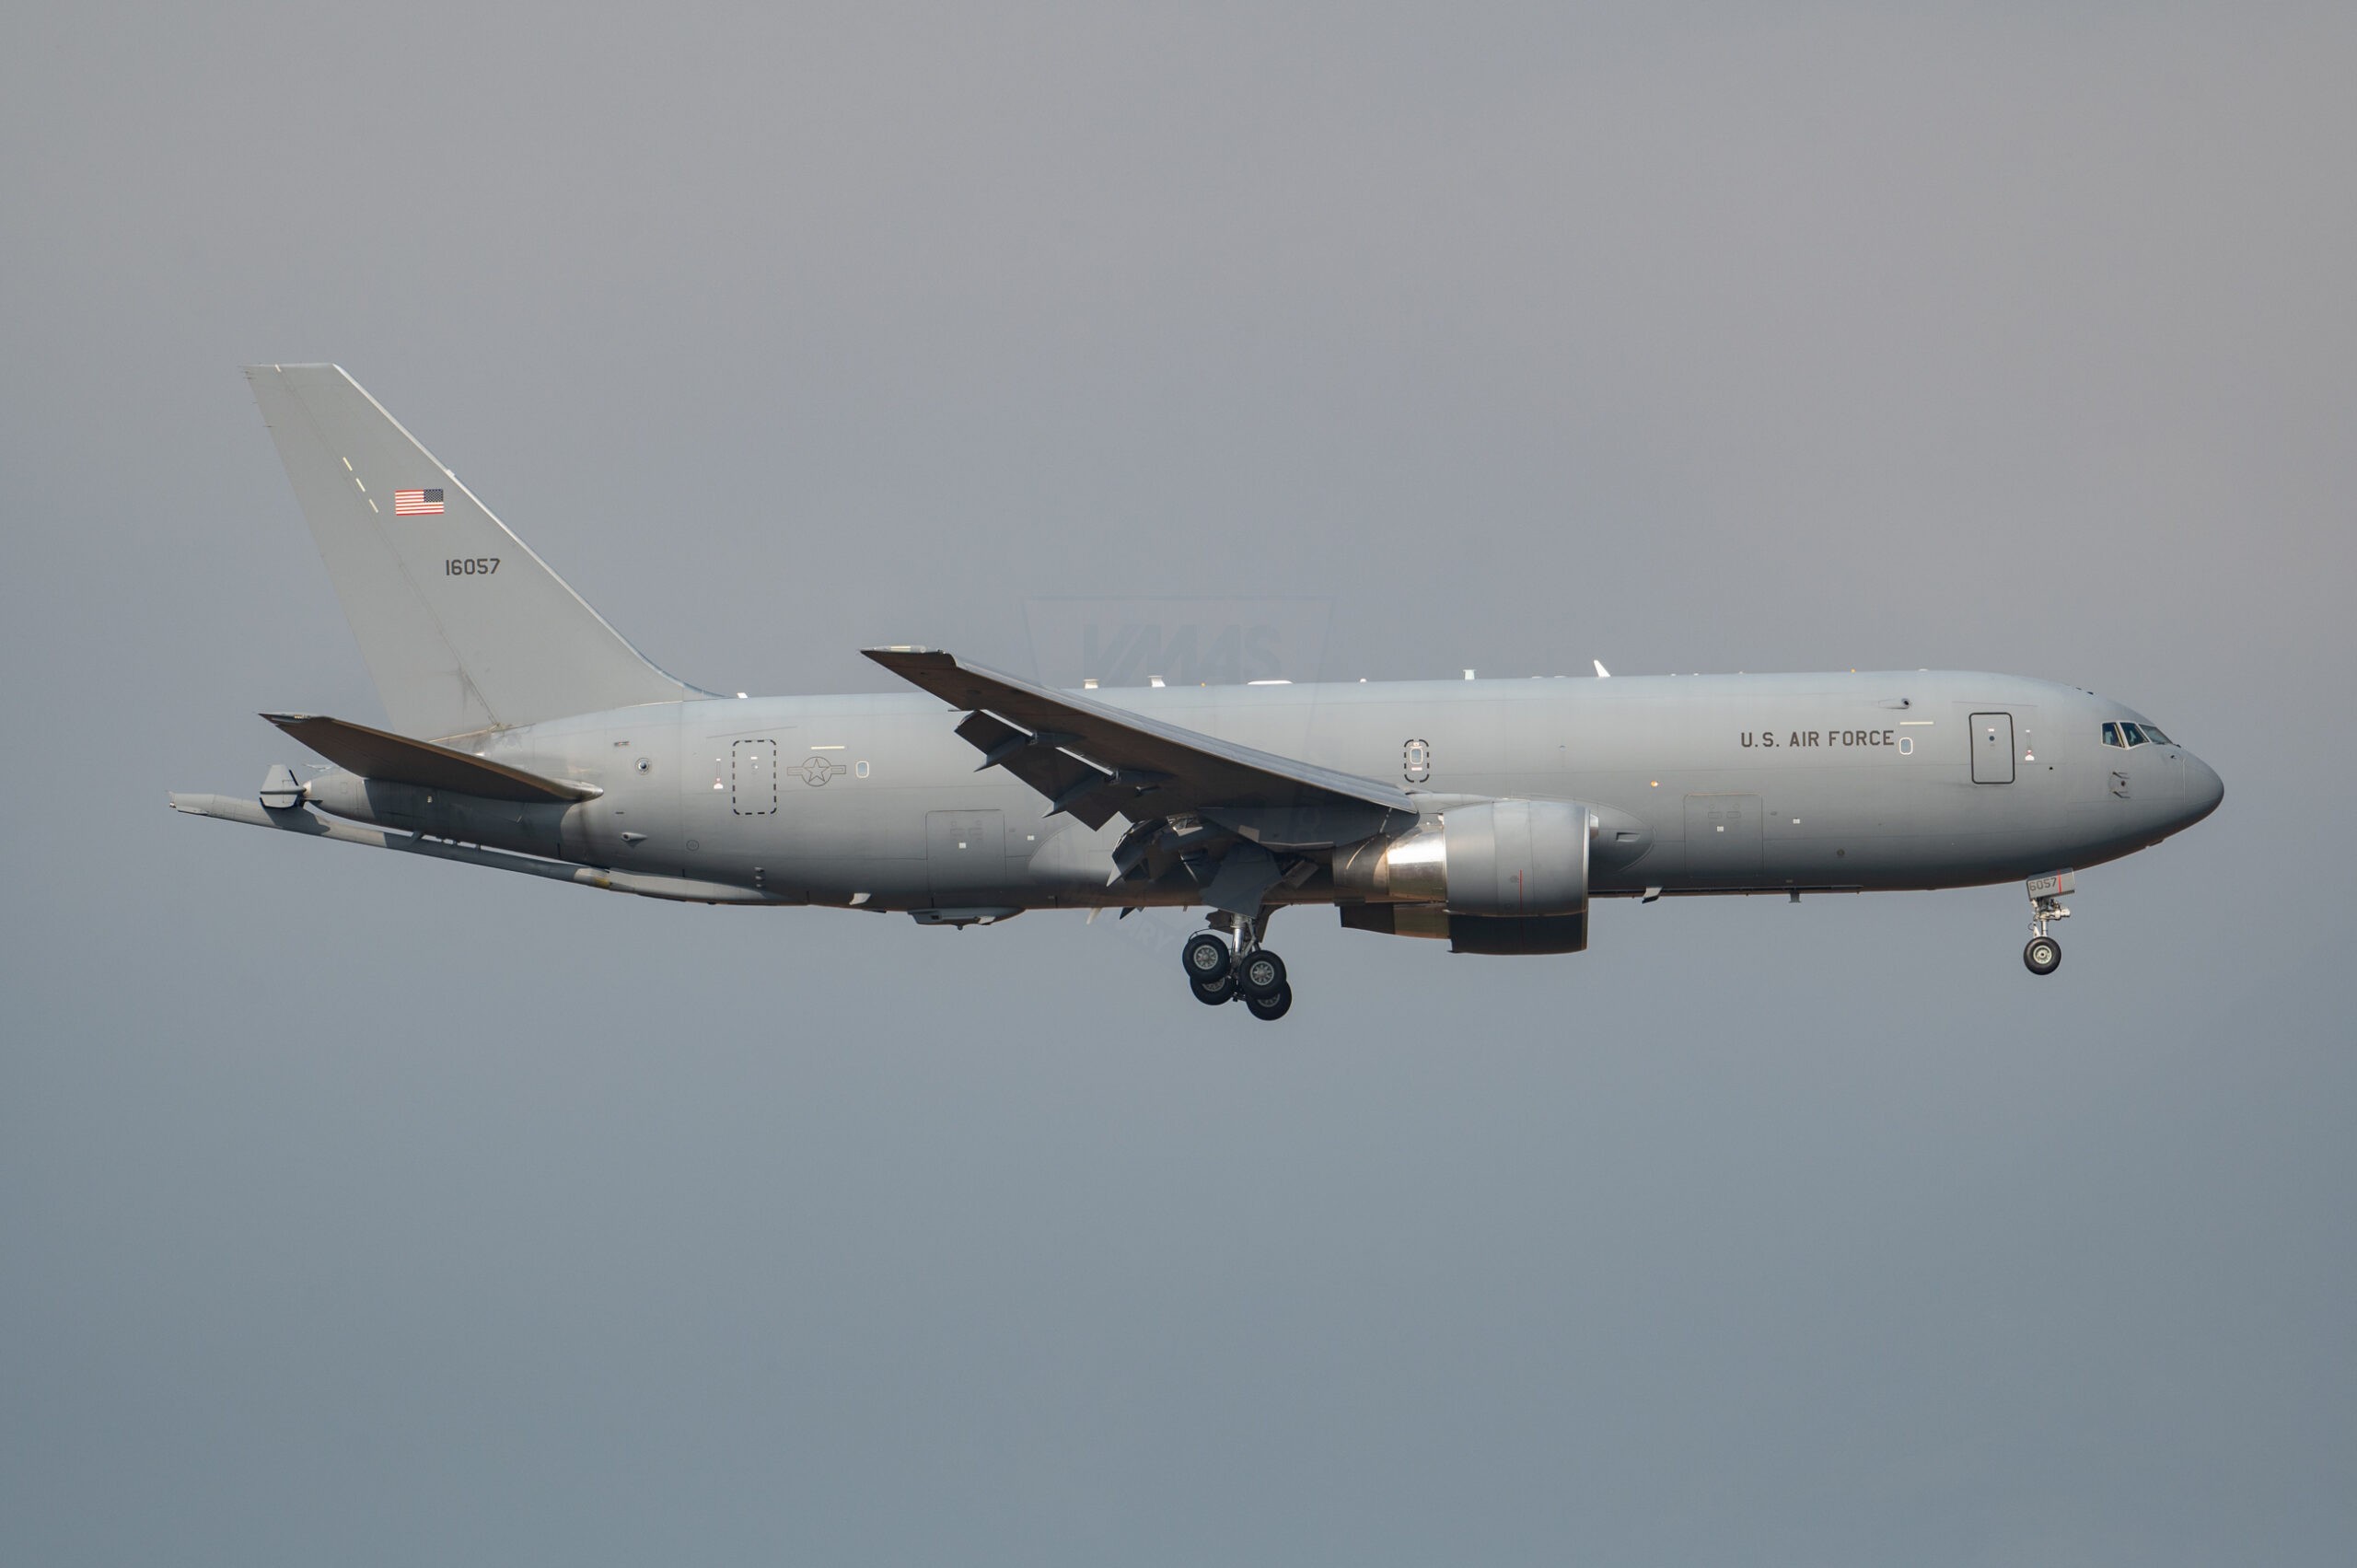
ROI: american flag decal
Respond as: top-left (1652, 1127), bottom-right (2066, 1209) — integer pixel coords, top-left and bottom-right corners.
top-left (394, 487), bottom-right (446, 516)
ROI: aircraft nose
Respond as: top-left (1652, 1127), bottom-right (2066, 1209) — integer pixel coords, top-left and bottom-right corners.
top-left (2185, 755), bottom-right (2224, 824)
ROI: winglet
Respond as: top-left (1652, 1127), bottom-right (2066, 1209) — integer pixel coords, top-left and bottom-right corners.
top-left (1594, 660), bottom-right (1611, 679)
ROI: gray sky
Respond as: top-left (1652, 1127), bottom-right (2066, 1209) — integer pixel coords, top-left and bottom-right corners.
top-left (5, 5), bottom-right (2353, 1563)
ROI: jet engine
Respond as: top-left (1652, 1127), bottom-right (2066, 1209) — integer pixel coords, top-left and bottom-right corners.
top-left (1332, 799), bottom-right (1593, 953)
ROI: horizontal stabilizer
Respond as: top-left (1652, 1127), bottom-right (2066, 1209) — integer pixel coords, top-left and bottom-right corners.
top-left (261, 713), bottom-right (601, 803)
top-left (168, 792), bottom-right (781, 903)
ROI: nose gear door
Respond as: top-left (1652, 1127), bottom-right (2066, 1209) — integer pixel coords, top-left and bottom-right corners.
top-left (1971, 713), bottom-right (2015, 784)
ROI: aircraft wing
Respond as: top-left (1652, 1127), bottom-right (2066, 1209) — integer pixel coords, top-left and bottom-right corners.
top-left (261, 713), bottom-right (602, 803)
top-left (862, 647), bottom-right (1416, 847)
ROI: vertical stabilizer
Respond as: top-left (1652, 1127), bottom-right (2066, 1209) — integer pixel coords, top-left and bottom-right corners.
top-left (245, 364), bottom-right (701, 739)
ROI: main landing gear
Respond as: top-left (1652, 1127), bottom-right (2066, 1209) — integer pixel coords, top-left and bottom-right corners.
top-left (2022, 871), bottom-right (2073, 976)
top-left (1180, 914), bottom-right (1293, 1020)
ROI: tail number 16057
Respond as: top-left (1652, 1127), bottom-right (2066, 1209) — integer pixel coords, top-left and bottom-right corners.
top-left (444, 558), bottom-right (501, 575)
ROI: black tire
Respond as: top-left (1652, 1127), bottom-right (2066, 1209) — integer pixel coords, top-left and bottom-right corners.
top-left (1190, 972), bottom-right (1235, 1005)
top-left (1245, 982), bottom-right (1293, 1021)
top-left (1236, 948), bottom-right (1287, 998)
top-left (2024, 935), bottom-right (2061, 975)
top-left (1181, 932), bottom-right (1231, 983)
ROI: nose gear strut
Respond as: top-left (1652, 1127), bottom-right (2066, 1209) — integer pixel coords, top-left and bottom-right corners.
top-left (2023, 871), bottom-right (2073, 975)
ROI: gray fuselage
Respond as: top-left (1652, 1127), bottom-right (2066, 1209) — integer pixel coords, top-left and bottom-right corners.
top-left (389, 669), bottom-right (2220, 913)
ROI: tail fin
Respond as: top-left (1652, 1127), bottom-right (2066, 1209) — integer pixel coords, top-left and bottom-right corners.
top-left (245, 365), bottom-right (702, 740)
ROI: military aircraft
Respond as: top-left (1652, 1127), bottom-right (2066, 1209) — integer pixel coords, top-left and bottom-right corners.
top-left (173, 366), bottom-right (2223, 1019)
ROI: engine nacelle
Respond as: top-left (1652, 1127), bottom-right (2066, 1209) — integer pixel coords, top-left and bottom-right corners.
top-left (1332, 798), bottom-right (1592, 917)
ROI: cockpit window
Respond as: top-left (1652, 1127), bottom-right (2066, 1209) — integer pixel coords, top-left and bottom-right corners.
top-left (2102, 720), bottom-right (2178, 748)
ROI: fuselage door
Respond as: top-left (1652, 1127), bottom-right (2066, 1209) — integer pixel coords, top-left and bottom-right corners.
top-left (733, 738), bottom-right (778, 814)
top-left (1970, 713), bottom-right (2015, 784)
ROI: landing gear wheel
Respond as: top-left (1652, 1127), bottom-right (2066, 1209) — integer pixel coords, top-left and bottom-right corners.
top-left (1181, 932), bottom-right (1231, 984)
top-left (1236, 948), bottom-right (1287, 999)
top-left (1244, 982), bottom-right (1293, 1021)
top-left (2024, 935), bottom-right (2061, 975)
top-left (1190, 972), bottom-right (1236, 1005)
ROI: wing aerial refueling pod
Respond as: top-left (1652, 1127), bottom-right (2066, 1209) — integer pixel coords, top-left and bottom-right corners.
top-left (175, 366), bottom-right (2224, 1019)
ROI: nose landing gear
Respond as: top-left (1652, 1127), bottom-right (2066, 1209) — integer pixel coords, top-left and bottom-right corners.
top-left (1178, 912), bottom-right (1294, 1020)
top-left (2023, 870), bottom-right (2073, 976)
